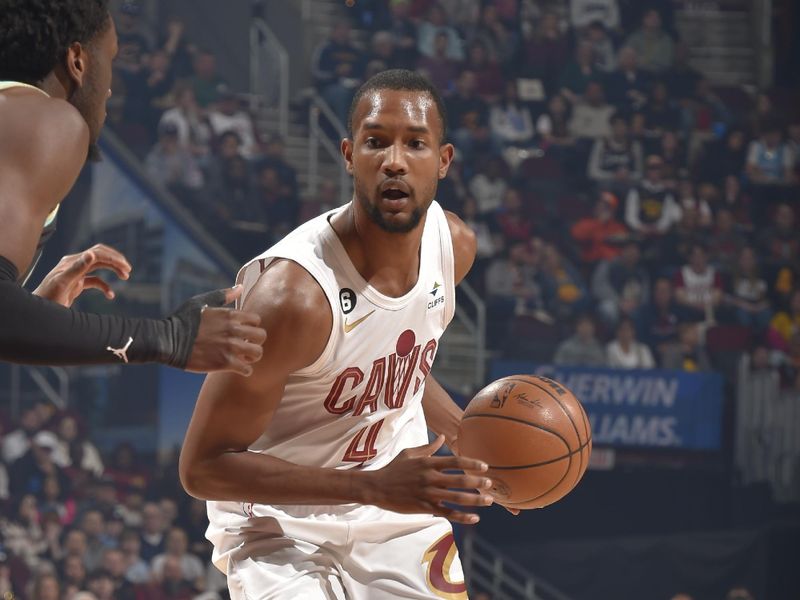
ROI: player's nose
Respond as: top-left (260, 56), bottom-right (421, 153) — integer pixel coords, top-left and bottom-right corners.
top-left (382, 143), bottom-right (408, 175)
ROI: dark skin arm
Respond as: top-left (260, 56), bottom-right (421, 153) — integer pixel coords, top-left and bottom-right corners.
top-left (0, 90), bottom-right (266, 374)
top-left (179, 259), bottom-right (494, 524)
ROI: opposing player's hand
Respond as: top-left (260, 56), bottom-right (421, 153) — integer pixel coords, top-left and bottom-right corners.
top-left (366, 435), bottom-right (494, 525)
top-left (33, 244), bottom-right (132, 307)
top-left (184, 285), bottom-right (267, 376)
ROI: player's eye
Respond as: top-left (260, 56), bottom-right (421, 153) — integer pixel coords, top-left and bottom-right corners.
top-left (410, 140), bottom-right (426, 150)
top-left (365, 138), bottom-right (382, 149)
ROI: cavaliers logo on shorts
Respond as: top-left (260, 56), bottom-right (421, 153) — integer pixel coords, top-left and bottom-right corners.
top-left (421, 533), bottom-right (468, 599)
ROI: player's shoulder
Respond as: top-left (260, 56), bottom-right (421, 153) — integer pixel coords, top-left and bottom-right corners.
top-left (444, 210), bottom-right (477, 284)
top-left (1, 92), bottom-right (89, 156)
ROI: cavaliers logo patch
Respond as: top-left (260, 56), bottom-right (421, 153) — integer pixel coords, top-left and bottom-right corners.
top-left (421, 533), bottom-right (468, 599)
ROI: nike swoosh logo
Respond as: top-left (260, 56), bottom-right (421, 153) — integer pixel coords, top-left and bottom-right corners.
top-left (344, 310), bottom-right (376, 333)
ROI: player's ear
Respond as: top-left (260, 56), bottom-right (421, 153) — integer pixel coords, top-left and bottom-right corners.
top-left (438, 143), bottom-right (454, 179)
top-left (341, 137), bottom-right (355, 175)
top-left (64, 42), bottom-right (88, 88)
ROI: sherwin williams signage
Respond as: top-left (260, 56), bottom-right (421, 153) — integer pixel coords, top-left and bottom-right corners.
top-left (490, 362), bottom-right (724, 450)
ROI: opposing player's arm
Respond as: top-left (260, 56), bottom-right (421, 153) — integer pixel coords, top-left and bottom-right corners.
top-left (179, 260), bottom-right (493, 523)
top-left (421, 212), bottom-right (478, 449)
top-left (0, 94), bottom-right (265, 372)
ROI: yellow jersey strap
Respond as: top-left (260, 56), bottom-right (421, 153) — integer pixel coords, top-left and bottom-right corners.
top-left (0, 81), bottom-right (49, 96)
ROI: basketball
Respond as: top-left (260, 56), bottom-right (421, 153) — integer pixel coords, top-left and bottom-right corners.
top-left (457, 375), bottom-right (592, 510)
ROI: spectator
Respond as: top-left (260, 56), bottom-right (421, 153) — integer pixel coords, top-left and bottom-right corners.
top-left (80, 509), bottom-right (111, 572)
top-left (140, 503), bottom-right (167, 562)
top-left (38, 475), bottom-right (76, 526)
top-left (158, 82), bottom-right (212, 159)
top-left (384, 0), bottom-right (419, 69)
top-left (175, 497), bottom-right (213, 560)
top-left (584, 21), bottom-right (616, 73)
top-left (662, 322), bottom-right (711, 371)
top-left (101, 548), bottom-right (136, 600)
top-left (605, 46), bottom-right (650, 112)
top-left (606, 317), bottom-right (655, 368)
top-left (746, 119), bottom-right (796, 186)
top-left (9, 431), bottom-right (70, 500)
top-left (144, 122), bottom-right (204, 193)
top-left (592, 239), bottom-right (650, 326)
top-left (312, 20), bottom-right (365, 127)
top-left (637, 277), bottom-right (681, 358)
top-left (644, 80), bottom-right (681, 134)
top-left (559, 42), bottom-right (601, 102)
top-left (86, 569), bottom-right (116, 600)
top-left (468, 157), bottom-right (508, 215)
top-left (2, 404), bottom-right (41, 465)
top-left (520, 10), bottom-right (570, 94)
top-left (151, 528), bottom-right (205, 588)
top-left (28, 572), bottom-right (60, 600)
top-left (625, 154), bottom-right (681, 236)
top-left (258, 134), bottom-right (299, 199)
top-left (726, 588), bottom-right (755, 600)
top-left (253, 164), bottom-right (300, 243)
top-left (652, 129), bottom-right (687, 182)
top-left (493, 187), bottom-right (533, 244)
top-left (369, 30), bottom-right (402, 71)
top-left (541, 243), bottom-right (590, 321)
top-left (159, 18), bottom-right (195, 80)
top-left (189, 50), bottom-right (226, 108)
top-left (119, 528), bottom-right (150, 585)
top-left (624, 8), bottom-right (674, 72)
top-left (758, 204), bottom-right (799, 270)
top-left (536, 93), bottom-right (575, 149)
top-left (61, 528), bottom-right (89, 570)
top-left (571, 191), bottom-right (628, 264)
top-left (674, 179), bottom-right (712, 229)
top-left (54, 415), bottom-right (104, 479)
top-left (114, 0), bottom-right (149, 77)
top-left (554, 314), bottom-right (606, 366)
top-left (206, 132), bottom-right (254, 227)
top-left (417, 3), bottom-right (464, 60)
top-left (470, 3), bottom-right (518, 64)
top-left (1, 494), bottom-right (45, 569)
top-left (725, 247), bottom-right (772, 330)
top-left (417, 30), bottom-right (461, 95)
top-left (568, 80), bottom-right (615, 141)
top-left (685, 77), bottom-right (730, 135)
top-left (439, 0), bottom-right (481, 31)
top-left (485, 241), bottom-right (550, 337)
top-left (138, 555), bottom-right (195, 600)
top-left (587, 112), bottom-right (643, 195)
top-left (674, 243), bottom-right (724, 322)
top-left (490, 81), bottom-right (535, 151)
top-left (570, 0), bottom-right (620, 31)
top-left (664, 42), bottom-right (702, 101)
top-left (60, 554), bottom-right (87, 593)
top-left (447, 70), bottom-right (491, 160)
top-left (696, 128), bottom-right (748, 185)
top-left (709, 207), bottom-right (746, 272)
top-left (207, 85), bottom-right (259, 159)
top-left (767, 289), bottom-right (800, 353)
top-left (464, 40), bottom-right (504, 103)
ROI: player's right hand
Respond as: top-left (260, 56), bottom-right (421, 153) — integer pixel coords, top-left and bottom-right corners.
top-left (184, 285), bottom-right (267, 376)
top-left (366, 435), bottom-right (494, 525)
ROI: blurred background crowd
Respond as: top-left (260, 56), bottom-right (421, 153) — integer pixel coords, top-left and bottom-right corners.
top-left (2, 0), bottom-right (799, 598)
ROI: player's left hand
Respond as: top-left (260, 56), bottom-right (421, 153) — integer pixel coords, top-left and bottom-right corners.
top-left (33, 244), bottom-right (132, 308)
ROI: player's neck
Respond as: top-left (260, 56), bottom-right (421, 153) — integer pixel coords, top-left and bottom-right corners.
top-left (332, 203), bottom-right (426, 297)
top-left (37, 72), bottom-right (70, 100)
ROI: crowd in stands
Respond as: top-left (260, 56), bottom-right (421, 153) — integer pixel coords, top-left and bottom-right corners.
top-left (2, 0), bottom-right (798, 597)
top-left (0, 399), bottom-right (227, 599)
top-left (314, 0), bottom-right (800, 391)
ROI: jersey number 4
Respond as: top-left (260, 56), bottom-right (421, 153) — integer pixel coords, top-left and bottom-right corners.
top-left (342, 419), bottom-right (384, 463)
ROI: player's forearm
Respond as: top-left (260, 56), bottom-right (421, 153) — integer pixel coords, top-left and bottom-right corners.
top-left (0, 267), bottom-right (191, 367)
top-left (421, 375), bottom-right (463, 449)
top-left (179, 449), bottom-right (375, 506)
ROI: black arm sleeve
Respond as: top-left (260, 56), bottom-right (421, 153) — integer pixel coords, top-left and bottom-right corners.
top-left (0, 255), bottom-right (199, 368)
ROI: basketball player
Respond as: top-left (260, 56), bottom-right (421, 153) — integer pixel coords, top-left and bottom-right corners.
top-left (0, 0), bottom-right (266, 373)
top-left (179, 70), bottom-right (505, 598)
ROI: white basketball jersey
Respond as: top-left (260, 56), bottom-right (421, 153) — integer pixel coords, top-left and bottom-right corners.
top-left (207, 201), bottom-right (456, 561)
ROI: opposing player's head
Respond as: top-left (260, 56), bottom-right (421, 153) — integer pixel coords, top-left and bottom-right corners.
top-left (343, 69), bottom-right (454, 234)
top-left (0, 0), bottom-right (116, 159)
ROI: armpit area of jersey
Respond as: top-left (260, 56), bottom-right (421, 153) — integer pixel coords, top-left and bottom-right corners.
top-left (0, 254), bottom-right (179, 367)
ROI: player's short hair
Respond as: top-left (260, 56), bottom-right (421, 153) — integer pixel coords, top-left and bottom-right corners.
top-left (0, 0), bottom-right (111, 84)
top-left (347, 69), bottom-right (448, 142)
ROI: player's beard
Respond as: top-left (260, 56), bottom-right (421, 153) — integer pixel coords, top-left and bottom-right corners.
top-left (354, 176), bottom-right (436, 234)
